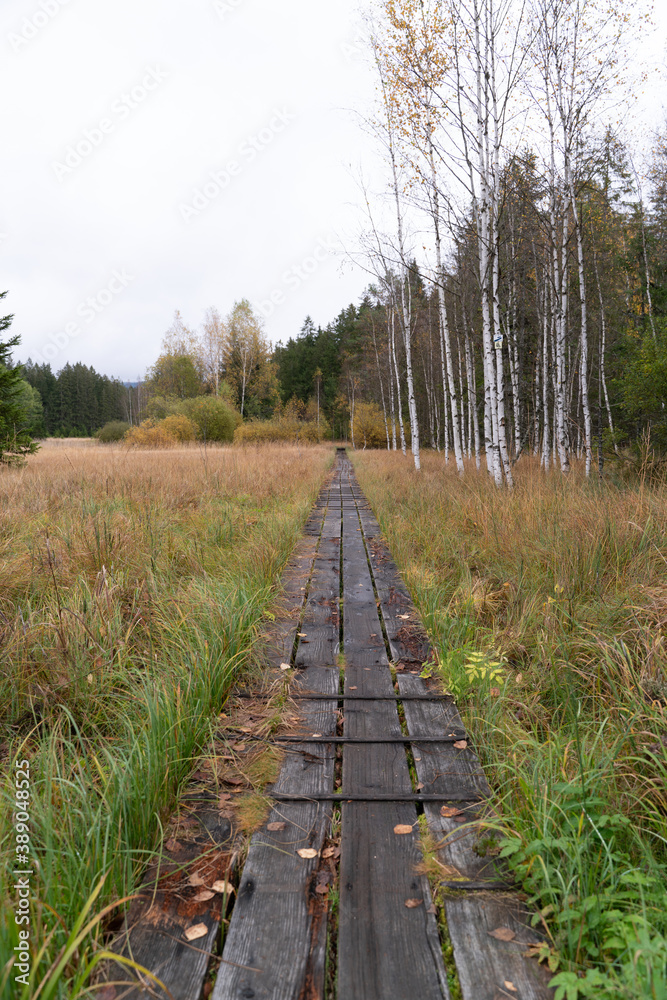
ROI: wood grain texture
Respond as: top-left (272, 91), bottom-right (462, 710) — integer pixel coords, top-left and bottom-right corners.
top-left (445, 895), bottom-right (554, 1000)
top-left (337, 463), bottom-right (449, 1000)
top-left (212, 667), bottom-right (339, 1000)
top-left (105, 813), bottom-right (234, 1000)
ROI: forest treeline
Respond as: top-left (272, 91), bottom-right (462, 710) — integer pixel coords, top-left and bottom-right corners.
top-left (338, 0), bottom-right (666, 482)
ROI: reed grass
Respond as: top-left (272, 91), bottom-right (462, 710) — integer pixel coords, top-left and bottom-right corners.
top-left (0, 441), bottom-right (332, 997)
top-left (353, 451), bottom-right (667, 1000)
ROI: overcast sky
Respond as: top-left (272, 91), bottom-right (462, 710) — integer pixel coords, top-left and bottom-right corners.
top-left (1, 0), bottom-right (666, 382)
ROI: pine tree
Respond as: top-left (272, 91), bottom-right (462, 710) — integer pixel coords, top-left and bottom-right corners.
top-left (0, 291), bottom-right (38, 464)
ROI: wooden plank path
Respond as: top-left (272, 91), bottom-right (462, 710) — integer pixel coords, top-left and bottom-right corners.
top-left (106, 450), bottom-right (553, 1000)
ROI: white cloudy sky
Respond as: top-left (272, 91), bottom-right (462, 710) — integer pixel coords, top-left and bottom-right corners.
top-left (1, 0), bottom-right (666, 381)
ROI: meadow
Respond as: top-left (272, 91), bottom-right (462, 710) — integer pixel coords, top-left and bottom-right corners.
top-left (0, 441), bottom-right (332, 997)
top-left (353, 451), bottom-right (667, 999)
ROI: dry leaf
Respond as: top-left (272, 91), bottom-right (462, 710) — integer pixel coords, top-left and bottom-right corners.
top-left (349, 686), bottom-right (357, 690)
top-left (515, 673), bottom-right (523, 684)
top-left (188, 873), bottom-right (206, 887)
top-left (218, 793), bottom-right (231, 806)
top-left (426, 903), bottom-right (437, 914)
top-left (404, 898), bottom-right (423, 908)
top-left (490, 687), bottom-right (500, 697)
top-left (489, 927), bottom-right (516, 942)
top-left (394, 824), bottom-right (413, 835)
top-left (164, 838), bottom-right (182, 852)
top-left (504, 983), bottom-right (517, 993)
top-left (297, 632), bottom-right (307, 637)
top-left (453, 740), bottom-right (468, 750)
top-left (184, 922), bottom-right (208, 942)
top-left (193, 889), bottom-right (215, 902)
top-left (96, 988), bottom-right (117, 1000)
top-left (322, 846), bottom-right (336, 858)
top-left (398, 614), bottom-right (410, 620)
top-left (416, 782), bottom-right (424, 790)
top-left (315, 883), bottom-right (329, 894)
top-left (280, 662), bottom-right (291, 671)
top-left (311, 733), bottom-right (322, 737)
top-left (267, 822), bottom-right (286, 832)
top-left (440, 805), bottom-right (463, 818)
top-left (224, 776), bottom-right (244, 786)
top-left (87, 673), bottom-right (93, 684)
top-left (211, 879), bottom-right (235, 895)
top-left (297, 848), bottom-right (319, 859)
top-left (238, 726), bottom-right (252, 733)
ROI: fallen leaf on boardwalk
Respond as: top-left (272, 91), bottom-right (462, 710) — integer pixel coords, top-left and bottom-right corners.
top-left (185, 923), bottom-right (209, 942)
top-left (267, 821), bottom-right (286, 831)
top-left (280, 662), bottom-right (291, 671)
top-left (504, 983), bottom-right (517, 993)
top-left (349, 686), bottom-right (357, 690)
top-left (440, 805), bottom-right (463, 818)
top-left (212, 879), bottom-right (235, 895)
top-left (489, 927), bottom-right (516, 942)
top-left (193, 889), bottom-right (215, 902)
top-left (426, 903), bottom-right (437, 914)
top-left (164, 838), bottom-right (182, 852)
top-left (188, 873), bottom-right (206, 887)
top-left (297, 848), bottom-right (319, 859)
top-left (315, 883), bottom-right (330, 894)
top-left (322, 846), bottom-right (336, 858)
top-left (398, 614), bottom-right (410, 619)
top-left (416, 782), bottom-right (424, 790)
top-left (96, 988), bottom-right (117, 1000)
top-left (311, 733), bottom-right (322, 737)
top-left (404, 898), bottom-right (423, 908)
top-left (394, 824), bottom-right (414, 835)
top-left (453, 740), bottom-right (468, 750)
top-left (297, 632), bottom-right (308, 637)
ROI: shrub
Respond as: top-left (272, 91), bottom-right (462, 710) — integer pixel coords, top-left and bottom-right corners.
top-left (180, 396), bottom-right (240, 443)
top-left (161, 413), bottom-right (197, 442)
top-left (234, 416), bottom-right (330, 445)
top-left (96, 420), bottom-right (131, 443)
top-left (124, 415), bottom-right (197, 447)
top-left (351, 402), bottom-right (388, 449)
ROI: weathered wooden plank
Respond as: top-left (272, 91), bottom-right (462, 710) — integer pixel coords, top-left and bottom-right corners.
top-left (294, 505), bottom-right (341, 669)
top-left (212, 663), bottom-right (339, 1000)
top-left (105, 813), bottom-right (234, 999)
top-left (337, 464), bottom-right (449, 1000)
top-left (445, 895), bottom-right (554, 1000)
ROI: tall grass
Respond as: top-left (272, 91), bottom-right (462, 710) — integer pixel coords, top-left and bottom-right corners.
top-left (0, 441), bottom-right (332, 997)
top-left (353, 451), bottom-right (667, 1000)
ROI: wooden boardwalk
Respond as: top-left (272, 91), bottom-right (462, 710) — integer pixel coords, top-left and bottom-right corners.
top-left (107, 450), bottom-right (553, 1000)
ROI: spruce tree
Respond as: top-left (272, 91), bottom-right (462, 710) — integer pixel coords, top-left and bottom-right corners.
top-left (0, 291), bottom-right (38, 464)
